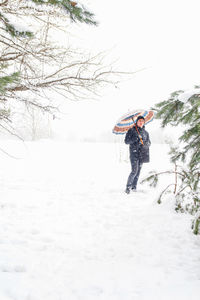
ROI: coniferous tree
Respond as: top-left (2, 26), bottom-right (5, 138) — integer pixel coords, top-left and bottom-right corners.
top-left (155, 89), bottom-right (200, 169)
top-left (142, 88), bottom-right (200, 234)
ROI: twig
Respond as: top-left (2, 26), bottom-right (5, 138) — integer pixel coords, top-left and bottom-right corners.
top-left (174, 163), bottom-right (177, 194)
top-left (158, 183), bottom-right (176, 204)
top-left (0, 146), bottom-right (20, 159)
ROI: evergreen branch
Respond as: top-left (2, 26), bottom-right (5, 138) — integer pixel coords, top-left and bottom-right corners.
top-left (157, 184), bottom-right (176, 204)
top-left (193, 216), bottom-right (200, 235)
top-left (0, 72), bottom-right (20, 93)
top-left (0, 12), bottom-right (33, 37)
top-left (153, 86), bottom-right (200, 234)
top-left (176, 184), bottom-right (192, 197)
top-left (29, 0), bottom-right (98, 25)
top-left (141, 170), bottom-right (186, 182)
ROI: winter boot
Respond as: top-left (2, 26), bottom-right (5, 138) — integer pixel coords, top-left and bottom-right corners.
top-left (125, 187), bottom-right (131, 194)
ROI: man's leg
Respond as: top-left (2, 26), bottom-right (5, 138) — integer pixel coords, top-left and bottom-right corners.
top-left (132, 162), bottom-right (143, 190)
top-left (125, 159), bottom-right (139, 193)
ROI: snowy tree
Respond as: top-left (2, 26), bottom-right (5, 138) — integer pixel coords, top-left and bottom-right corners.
top-left (142, 88), bottom-right (200, 234)
top-left (0, 0), bottom-right (120, 136)
top-left (155, 89), bottom-right (200, 169)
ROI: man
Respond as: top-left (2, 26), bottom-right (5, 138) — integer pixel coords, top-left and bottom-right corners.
top-left (124, 116), bottom-right (151, 194)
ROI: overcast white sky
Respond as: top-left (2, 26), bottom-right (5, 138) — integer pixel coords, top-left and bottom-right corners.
top-left (56, 0), bottom-right (200, 138)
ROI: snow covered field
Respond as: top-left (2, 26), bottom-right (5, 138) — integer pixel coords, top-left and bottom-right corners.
top-left (0, 141), bottom-right (200, 300)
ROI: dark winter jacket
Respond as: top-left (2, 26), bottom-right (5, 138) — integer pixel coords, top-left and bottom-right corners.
top-left (125, 125), bottom-right (151, 163)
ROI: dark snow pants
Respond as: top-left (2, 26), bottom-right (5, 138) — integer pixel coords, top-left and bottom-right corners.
top-left (126, 159), bottom-right (143, 189)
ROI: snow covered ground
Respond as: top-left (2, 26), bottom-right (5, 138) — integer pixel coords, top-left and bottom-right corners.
top-left (0, 141), bottom-right (199, 300)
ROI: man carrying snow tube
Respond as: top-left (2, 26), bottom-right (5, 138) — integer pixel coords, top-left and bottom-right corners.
top-left (124, 116), bottom-right (151, 194)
